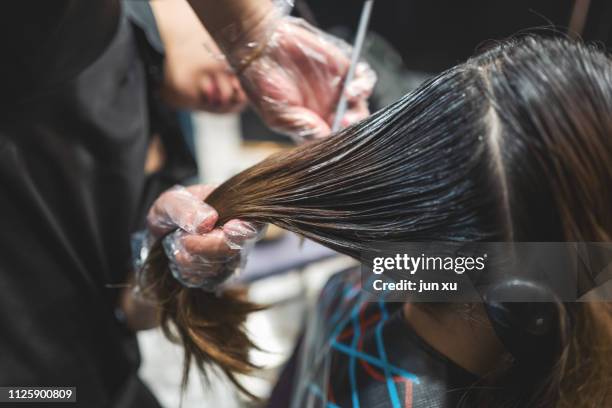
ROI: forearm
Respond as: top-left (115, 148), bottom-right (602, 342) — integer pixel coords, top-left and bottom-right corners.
top-left (182, 0), bottom-right (376, 139)
top-left (186, 0), bottom-right (275, 52)
top-left (152, 0), bottom-right (211, 45)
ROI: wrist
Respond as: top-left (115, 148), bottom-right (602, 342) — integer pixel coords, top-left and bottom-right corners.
top-left (211, 2), bottom-right (280, 70)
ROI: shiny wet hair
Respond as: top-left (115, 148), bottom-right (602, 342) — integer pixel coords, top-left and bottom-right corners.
top-left (143, 36), bottom-right (612, 406)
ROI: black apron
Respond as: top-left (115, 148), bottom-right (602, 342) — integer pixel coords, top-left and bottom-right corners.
top-left (0, 2), bottom-right (194, 406)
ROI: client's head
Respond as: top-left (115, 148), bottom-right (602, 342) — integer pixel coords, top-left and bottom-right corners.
top-left (144, 36), bottom-right (612, 405)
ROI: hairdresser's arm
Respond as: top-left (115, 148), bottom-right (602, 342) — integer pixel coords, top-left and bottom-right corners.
top-left (151, 0), bottom-right (247, 113)
top-left (186, 0), bottom-right (268, 36)
top-left (186, 0), bottom-right (377, 141)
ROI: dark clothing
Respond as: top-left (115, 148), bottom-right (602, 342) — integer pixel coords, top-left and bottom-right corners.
top-left (279, 270), bottom-right (478, 408)
top-left (0, 2), bottom-right (121, 107)
top-left (0, 2), bottom-right (193, 407)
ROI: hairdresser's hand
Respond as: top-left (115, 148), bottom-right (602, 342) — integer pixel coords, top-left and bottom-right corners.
top-left (146, 185), bottom-right (264, 290)
top-left (220, 12), bottom-right (377, 142)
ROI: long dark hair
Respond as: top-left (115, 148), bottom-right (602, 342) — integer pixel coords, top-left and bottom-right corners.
top-left (142, 36), bottom-right (612, 406)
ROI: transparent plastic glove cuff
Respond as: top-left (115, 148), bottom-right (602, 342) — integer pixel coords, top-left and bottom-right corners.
top-left (131, 229), bottom-right (156, 297)
top-left (272, 0), bottom-right (294, 15)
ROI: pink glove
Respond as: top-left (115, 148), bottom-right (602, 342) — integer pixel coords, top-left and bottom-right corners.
top-left (145, 185), bottom-right (264, 290)
top-left (222, 13), bottom-right (377, 142)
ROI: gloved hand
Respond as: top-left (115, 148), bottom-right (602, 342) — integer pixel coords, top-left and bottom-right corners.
top-left (145, 185), bottom-right (264, 290)
top-left (220, 11), bottom-right (377, 142)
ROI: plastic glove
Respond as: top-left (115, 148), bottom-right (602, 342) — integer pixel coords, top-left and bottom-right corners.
top-left (221, 12), bottom-right (377, 142)
top-left (144, 185), bottom-right (264, 290)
